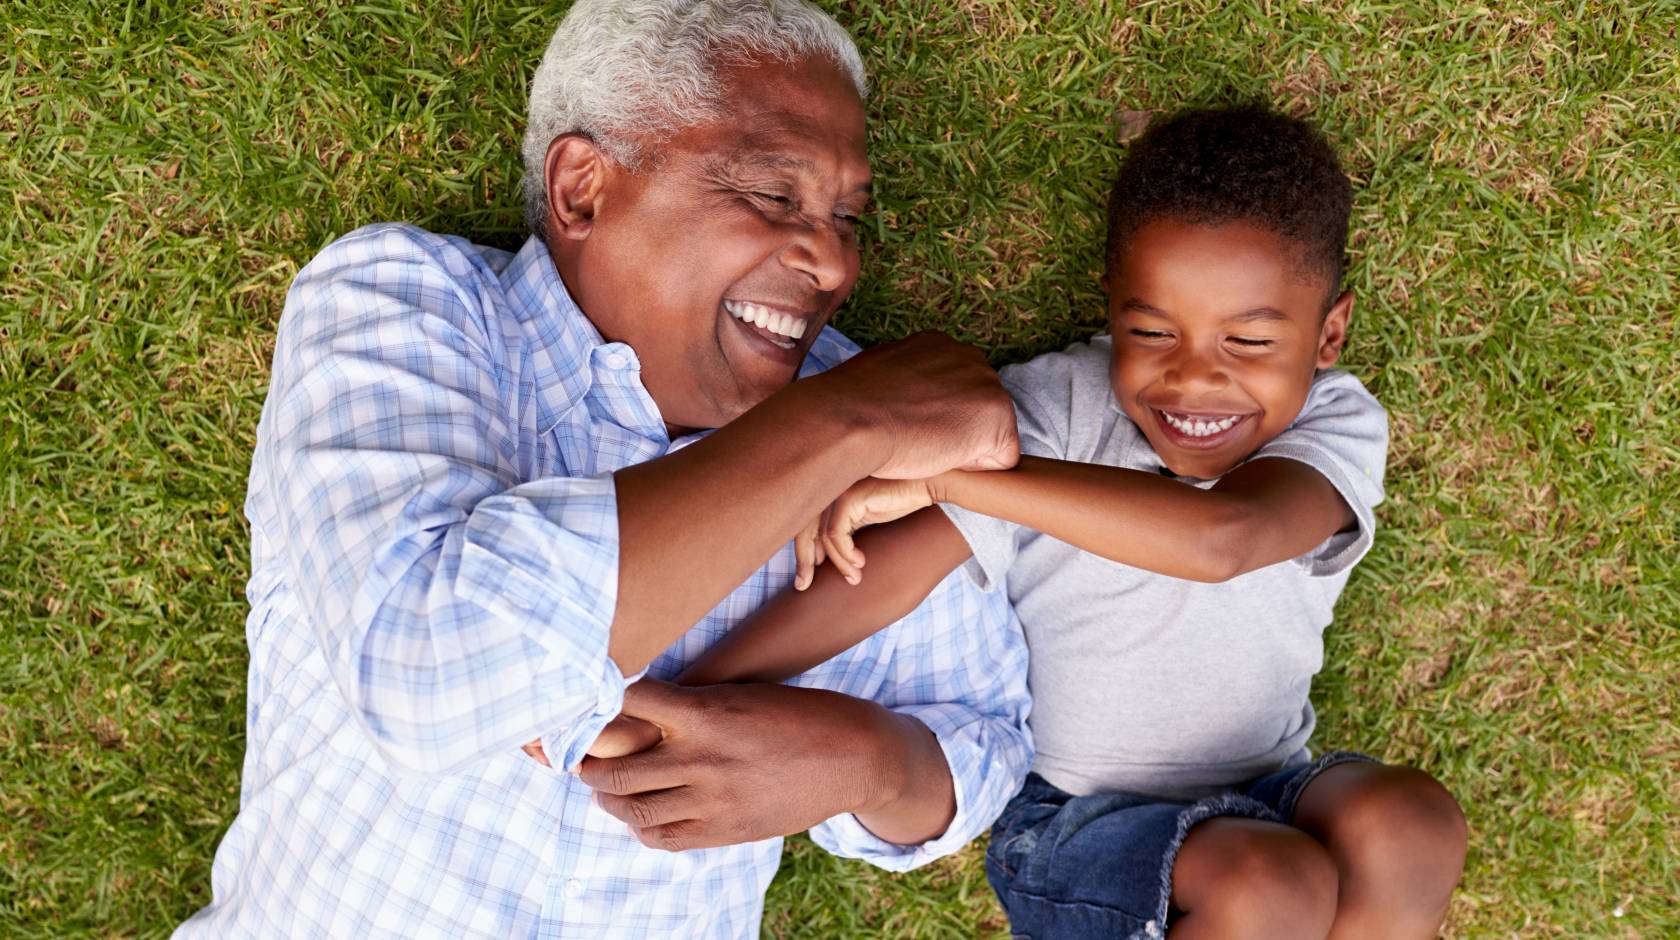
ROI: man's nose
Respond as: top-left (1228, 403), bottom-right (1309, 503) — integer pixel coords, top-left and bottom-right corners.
top-left (780, 221), bottom-right (852, 292)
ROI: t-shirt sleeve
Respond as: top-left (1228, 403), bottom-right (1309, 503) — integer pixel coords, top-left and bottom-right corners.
top-left (939, 356), bottom-right (1073, 590)
top-left (1250, 369), bottom-right (1390, 577)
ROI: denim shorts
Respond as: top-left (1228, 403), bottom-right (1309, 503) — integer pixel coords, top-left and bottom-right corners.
top-left (984, 752), bottom-right (1375, 940)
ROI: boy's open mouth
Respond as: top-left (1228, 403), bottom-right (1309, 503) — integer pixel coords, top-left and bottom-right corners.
top-left (1152, 409), bottom-right (1252, 449)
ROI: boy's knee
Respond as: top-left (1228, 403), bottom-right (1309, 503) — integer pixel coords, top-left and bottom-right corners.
top-left (1328, 767), bottom-right (1468, 893)
top-left (1183, 820), bottom-right (1338, 939)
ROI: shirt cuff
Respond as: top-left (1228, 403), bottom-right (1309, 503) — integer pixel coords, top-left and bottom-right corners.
top-left (537, 660), bottom-right (648, 774)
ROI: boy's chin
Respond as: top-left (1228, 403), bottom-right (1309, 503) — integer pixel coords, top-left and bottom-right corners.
top-left (1158, 450), bottom-right (1244, 482)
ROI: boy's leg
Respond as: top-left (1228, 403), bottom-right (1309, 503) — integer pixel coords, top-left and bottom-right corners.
top-left (1291, 762), bottom-right (1468, 940)
top-left (1168, 817), bottom-right (1338, 940)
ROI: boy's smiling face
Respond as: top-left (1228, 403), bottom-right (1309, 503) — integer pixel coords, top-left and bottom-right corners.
top-left (1106, 217), bottom-right (1353, 479)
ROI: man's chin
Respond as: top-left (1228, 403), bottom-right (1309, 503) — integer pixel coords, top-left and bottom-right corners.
top-left (728, 372), bottom-right (799, 419)
top-left (681, 370), bottom-right (799, 432)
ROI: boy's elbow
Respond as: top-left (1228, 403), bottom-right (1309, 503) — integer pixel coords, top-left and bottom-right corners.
top-left (1193, 505), bottom-right (1261, 582)
top-left (1184, 556), bottom-right (1244, 583)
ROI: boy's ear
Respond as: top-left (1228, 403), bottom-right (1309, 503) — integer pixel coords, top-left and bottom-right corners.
top-left (1315, 290), bottom-right (1354, 370)
top-left (544, 134), bottom-right (612, 241)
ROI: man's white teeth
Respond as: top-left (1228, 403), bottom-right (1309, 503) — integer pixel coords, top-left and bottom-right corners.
top-left (724, 300), bottom-right (807, 341)
top-left (1162, 412), bottom-right (1241, 437)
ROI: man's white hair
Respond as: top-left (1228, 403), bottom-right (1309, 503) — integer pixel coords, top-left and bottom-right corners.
top-left (521, 0), bottom-right (869, 240)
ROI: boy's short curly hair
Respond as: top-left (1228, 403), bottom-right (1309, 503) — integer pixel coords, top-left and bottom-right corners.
top-left (1105, 105), bottom-right (1353, 302)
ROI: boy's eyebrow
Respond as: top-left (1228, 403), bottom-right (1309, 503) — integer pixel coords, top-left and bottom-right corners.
top-left (1119, 299), bottom-right (1166, 315)
top-left (1230, 306), bottom-right (1291, 323)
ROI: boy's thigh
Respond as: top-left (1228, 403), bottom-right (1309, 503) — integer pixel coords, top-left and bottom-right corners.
top-left (984, 775), bottom-right (1280, 940)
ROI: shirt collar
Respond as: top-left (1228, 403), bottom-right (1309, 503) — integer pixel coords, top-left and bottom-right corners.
top-left (504, 236), bottom-right (662, 440)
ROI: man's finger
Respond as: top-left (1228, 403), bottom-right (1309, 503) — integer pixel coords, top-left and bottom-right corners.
top-left (578, 748), bottom-right (689, 796)
top-left (960, 436), bottom-right (1020, 472)
top-left (595, 786), bottom-right (696, 830)
top-left (633, 818), bottom-right (721, 854)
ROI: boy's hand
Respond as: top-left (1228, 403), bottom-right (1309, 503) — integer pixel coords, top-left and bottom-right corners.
top-left (523, 715), bottom-right (666, 768)
top-left (586, 715), bottom-right (665, 759)
top-left (794, 477), bottom-right (940, 589)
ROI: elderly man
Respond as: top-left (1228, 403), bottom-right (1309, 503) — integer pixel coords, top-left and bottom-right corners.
top-left (178, 1), bottom-right (1032, 936)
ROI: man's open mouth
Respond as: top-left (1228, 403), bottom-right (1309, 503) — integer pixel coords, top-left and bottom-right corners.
top-left (724, 299), bottom-right (807, 350)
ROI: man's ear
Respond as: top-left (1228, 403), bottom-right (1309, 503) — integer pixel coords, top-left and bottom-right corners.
top-left (1315, 290), bottom-right (1354, 369)
top-left (545, 134), bottom-right (610, 241)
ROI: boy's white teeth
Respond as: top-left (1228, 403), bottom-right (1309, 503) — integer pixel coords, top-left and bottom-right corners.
top-left (1162, 411), bottom-right (1241, 437)
top-left (724, 301), bottom-right (806, 342)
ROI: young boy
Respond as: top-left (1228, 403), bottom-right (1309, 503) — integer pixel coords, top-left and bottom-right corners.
top-left (596, 105), bottom-right (1467, 939)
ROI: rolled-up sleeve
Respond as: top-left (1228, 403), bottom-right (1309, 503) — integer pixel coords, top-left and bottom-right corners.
top-left (807, 568), bottom-right (1033, 869)
top-left (258, 227), bottom-right (626, 774)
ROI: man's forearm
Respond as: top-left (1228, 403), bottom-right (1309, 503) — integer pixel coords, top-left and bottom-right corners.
top-left (609, 380), bottom-right (883, 674)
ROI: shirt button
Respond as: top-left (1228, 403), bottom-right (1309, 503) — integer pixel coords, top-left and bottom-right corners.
top-left (564, 878), bottom-right (585, 899)
top-left (604, 352), bottom-right (629, 370)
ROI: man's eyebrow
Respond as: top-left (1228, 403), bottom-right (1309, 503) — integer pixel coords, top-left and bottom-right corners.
top-left (1119, 298), bottom-right (1166, 315)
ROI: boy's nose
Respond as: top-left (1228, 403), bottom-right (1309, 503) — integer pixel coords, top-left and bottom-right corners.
top-left (1163, 352), bottom-right (1228, 392)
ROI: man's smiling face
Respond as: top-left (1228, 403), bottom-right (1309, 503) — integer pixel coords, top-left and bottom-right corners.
top-left (551, 55), bottom-right (871, 433)
top-left (1106, 218), bottom-right (1351, 479)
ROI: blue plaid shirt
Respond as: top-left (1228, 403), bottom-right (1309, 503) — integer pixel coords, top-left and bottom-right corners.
top-left (178, 224), bottom-right (1032, 939)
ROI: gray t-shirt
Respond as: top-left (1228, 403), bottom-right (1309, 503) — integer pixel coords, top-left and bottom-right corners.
top-left (944, 334), bottom-right (1387, 799)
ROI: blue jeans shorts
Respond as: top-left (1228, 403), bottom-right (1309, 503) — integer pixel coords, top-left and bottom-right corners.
top-left (984, 752), bottom-right (1375, 940)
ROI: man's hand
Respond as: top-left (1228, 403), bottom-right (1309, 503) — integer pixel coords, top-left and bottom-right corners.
top-left (808, 332), bottom-right (1018, 480)
top-left (606, 332), bottom-right (1013, 677)
top-left (794, 477), bottom-right (941, 589)
top-left (579, 679), bottom-right (950, 852)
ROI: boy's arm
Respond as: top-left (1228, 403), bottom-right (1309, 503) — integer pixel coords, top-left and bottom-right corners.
top-left (583, 507), bottom-right (971, 759)
top-left (935, 454), bottom-right (1352, 583)
top-left (678, 507), bottom-right (972, 686)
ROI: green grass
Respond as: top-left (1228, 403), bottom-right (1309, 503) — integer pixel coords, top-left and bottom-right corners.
top-left (2, 0), bottom-right (1675, 936)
